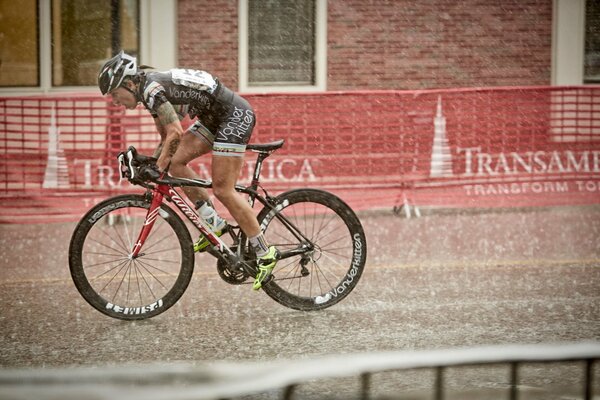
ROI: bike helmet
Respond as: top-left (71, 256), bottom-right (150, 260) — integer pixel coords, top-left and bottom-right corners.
top-left (98, 51), bottom-right (138, 95)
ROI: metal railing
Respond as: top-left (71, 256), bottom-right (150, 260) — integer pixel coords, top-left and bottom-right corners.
top-left (0, 342), bottom-right (598, 400)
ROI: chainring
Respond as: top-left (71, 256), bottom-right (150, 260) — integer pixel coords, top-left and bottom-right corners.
top-left (216, 259), bottom-right (250, 285)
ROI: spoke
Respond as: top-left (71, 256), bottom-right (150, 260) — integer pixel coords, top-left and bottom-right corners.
top-left (311, 258), bottom-right (337, 291)
top-left (133, 259), bottom-right (157, 299)
top-left (97, 259), bottom-right (130, 295)
top-left (120, 213), bottom-right (136, 252)
top-left (136, 257), bottom-right (181, 276)
top-left (112, 259), bottom-right (132, 302)
top-left (314, 252), bottom-right (350, 282)
top-left (135, 258), bottom-right (173, 290)
top-left (83, 256), bottom-right (129, 269)
top-left (275, 258), bottom-right (302, 280)
top-left (112, 218), bottom-right (135, 253)
top-left (313, 206), bottom-right (328, 242)
top-left (319, 233), bottom-right (350, 251)
top-left (87, 237), bottom-right (129, 258)
top-left (313, 216), bottom-right (344, 244)
top-left (133, 262), bottom-right (143, 304)
top-left (138, 257), bottom-right (181, 265)
top-left (89, 258), bottom-right (129, 282)
top-left (285, 264), bottom-right (303, 292)
top-left (142, 246), bottom-right (182, 256)
top-left (310, 212), bottom-right (336, 242)
top-left (126, 262), bottom-right (133, 302)
top-left (321, 248), bottom-right (351, 260)
top-left (95, 224), bottom-right (130, 254)
top-left (312, 258), bottom-right (325, 295)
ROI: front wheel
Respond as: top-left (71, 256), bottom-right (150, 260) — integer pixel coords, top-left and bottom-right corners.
top-left (257, 189), bottom-right (367, 311)
top-left (69, 194), bottom-right (195, 320)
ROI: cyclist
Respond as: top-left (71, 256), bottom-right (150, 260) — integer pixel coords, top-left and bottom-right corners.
top-left (97, 51), bottom-right (276, 290)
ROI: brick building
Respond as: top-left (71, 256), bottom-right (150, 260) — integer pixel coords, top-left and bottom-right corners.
top-left (180, 0), bottom-right (555, 91)
top-left (0, 0), bottom-right (595, 94)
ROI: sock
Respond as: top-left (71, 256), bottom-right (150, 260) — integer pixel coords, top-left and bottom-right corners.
top-left (249, 233), bottom-right (270, 257)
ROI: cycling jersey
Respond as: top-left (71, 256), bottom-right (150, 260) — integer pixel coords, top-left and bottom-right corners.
top-left (138, 69), bottom-right (255, 157)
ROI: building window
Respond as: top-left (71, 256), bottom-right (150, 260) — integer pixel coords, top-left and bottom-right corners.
top-left (239, 0), bottom-right (326, 92)
top-left (585, 0), bottom-right (600, 83)
top-left (0, 0), bottom-right (39, 87)
top-left (248, 1), bottom-right (315, 86)
top-left (52, 0), bottom-right (139, 87)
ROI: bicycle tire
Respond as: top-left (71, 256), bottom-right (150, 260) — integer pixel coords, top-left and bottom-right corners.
top-left (257, 189), bottom-right (367, 311)
top-left (69, 194), bottom-right (194, 320)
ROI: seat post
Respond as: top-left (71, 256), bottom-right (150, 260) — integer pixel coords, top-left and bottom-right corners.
top-left (250, 150), bottom-right (270, 189)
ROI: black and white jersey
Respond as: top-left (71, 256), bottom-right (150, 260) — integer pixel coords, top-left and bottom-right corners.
top-left (139, 69), bottom-right (226, 133)
top-left (138, 68), bottom-right (256, 155)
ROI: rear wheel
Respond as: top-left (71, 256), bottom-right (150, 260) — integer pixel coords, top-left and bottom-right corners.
top-left (69, 194), bottom-right (194, 320)
top-left (257, 189), bottom-right (367, 311)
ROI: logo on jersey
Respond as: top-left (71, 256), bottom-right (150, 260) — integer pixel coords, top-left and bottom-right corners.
top-left (218, 106), bottom-right (255, 142)
top-left (143, 81), bottom-right (164, 110)
top-left (171, 69), bottom-right (217, 93)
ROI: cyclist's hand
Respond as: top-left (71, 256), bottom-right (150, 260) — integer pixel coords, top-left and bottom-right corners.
top-left (137, 164), bottom-right (162, 182)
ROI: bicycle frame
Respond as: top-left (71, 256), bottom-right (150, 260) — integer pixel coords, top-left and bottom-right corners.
top-left (127, 146), bottom-right (314, 272)
top-left (130, 182), bottom-right (228, 258)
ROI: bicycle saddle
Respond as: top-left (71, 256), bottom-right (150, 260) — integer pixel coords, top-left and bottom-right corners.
top-left (246, 139), bottom-right (285, 153)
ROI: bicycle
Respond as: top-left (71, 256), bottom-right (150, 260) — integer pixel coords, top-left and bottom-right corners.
top-left (69, 140), bottom-right (367, 320)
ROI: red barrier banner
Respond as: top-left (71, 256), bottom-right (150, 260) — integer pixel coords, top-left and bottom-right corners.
top-left (1, 86), bottom-right (599, 223)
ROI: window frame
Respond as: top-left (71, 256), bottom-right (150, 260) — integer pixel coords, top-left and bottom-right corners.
top-left (584, 0), bottom-right (600, 83)
top-left (238, 0), bottom-right (327, 93)
top-left (552, 0), bottom-right (586, 85)
top-left (0, 0), bottom-right (177, 95)
top-left (0, 0), bottom-right (40, 88)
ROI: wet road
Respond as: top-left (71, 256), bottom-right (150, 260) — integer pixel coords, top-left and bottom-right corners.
top-left (0, 205), bottom-right (599, 398)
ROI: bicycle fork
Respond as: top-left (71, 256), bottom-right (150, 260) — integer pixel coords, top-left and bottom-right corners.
top-left (130, 189), bottom-right (164, 258)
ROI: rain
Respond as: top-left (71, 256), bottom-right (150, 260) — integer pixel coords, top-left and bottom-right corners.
top-left (1, 203), bottom-right (599, 398)
top-left (1, 1), bottom-right (600, 399)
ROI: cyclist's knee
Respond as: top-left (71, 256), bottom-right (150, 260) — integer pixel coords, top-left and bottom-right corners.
top-left (212, 183), bottom-right (236, 205)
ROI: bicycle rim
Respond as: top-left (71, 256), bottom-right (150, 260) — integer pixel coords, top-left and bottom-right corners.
top-left (257, 189), bottom-right (367, 311)
top-left (69, 194), bottom-right (194, 320)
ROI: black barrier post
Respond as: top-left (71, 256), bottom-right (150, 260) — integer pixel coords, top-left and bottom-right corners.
top-left (434, 366), bottom-right (444, 400)
top-left (360, 372), bottom-right (370, 400)
top-left (509, 362), bottom-right (519, 400)
top-left (584, 359), bottom-right (593, 400)
top-left (283, 384), bottom-right (296, 400)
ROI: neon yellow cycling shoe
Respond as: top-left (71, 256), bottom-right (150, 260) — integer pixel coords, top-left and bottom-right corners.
top-left (252, 246), bottom-right (278, 290)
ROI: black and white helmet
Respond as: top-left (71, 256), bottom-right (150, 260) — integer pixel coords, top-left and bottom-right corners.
top-left (98, 51), bottom-right (138, 95)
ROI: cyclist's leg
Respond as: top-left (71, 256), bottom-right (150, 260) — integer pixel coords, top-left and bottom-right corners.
top-left (211, 94), bottom-right (261, 239)
top-left (211, 155), bottom-right (260, 237)
top-left (211, 93), bottom-right (277, 289)
top-left (170, 122), bottom-right (213, 204)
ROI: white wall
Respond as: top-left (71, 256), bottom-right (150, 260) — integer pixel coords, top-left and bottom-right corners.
top-left (552, 0), bottom-right (586, 85)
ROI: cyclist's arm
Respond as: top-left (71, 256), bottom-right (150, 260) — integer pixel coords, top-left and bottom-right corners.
top-left (154, 102), bottom-right (184, 171)
top-left (152, 117), bottom-right (166, 158)
top-left (152, 115), bottom-right (166, 159)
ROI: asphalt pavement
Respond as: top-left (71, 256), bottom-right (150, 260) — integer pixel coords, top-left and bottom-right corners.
top-left (0, 205), bottom-right (599, 399)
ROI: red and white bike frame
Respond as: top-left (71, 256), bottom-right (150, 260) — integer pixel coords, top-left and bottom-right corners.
top-left (130, 182), bottom-right (228, 258)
